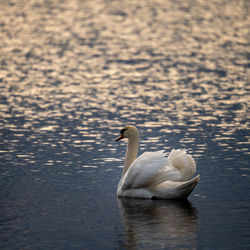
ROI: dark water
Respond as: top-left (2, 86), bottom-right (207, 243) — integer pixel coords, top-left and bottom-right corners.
top-left (0, 0), bottom-right (249, 249)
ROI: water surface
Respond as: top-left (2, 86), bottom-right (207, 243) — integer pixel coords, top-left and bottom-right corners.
top-left (0, 0), bottom-right (249, 249)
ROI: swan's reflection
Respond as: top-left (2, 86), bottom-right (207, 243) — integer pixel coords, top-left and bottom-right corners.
top-left (118, 198), bottom-right (198, 249)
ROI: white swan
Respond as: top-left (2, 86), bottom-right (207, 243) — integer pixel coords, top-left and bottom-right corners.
top-left (116, 125), bottom-right (199, 199)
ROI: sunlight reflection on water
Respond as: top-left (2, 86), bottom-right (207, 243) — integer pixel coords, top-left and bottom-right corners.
top-left (0, 0), bottom-right (249, 249)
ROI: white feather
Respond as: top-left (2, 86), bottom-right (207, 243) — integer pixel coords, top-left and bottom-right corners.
top-left (116, 125), bottom-right (199, 199)
top-left (168, 149), bottom-right (196, 181)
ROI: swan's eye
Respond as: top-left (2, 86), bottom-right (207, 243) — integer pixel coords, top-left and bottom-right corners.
top-left (120, 128), bottom-right (126, 134)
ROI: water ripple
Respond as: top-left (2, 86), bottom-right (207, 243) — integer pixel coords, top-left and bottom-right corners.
top-left (0, 0), bottom-right (249, 249)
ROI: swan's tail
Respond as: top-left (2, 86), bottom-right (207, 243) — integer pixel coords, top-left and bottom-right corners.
top-left (173, 174), bottom-right (200, 199)
top-left (152, 175), bottom-right (200, 200)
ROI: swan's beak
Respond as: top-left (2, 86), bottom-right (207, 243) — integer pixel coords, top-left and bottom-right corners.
top-left (116, 134), bottom-right (124, 141)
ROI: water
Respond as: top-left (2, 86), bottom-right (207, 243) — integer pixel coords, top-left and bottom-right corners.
top-left (0, 0), bottom-right (249, 249)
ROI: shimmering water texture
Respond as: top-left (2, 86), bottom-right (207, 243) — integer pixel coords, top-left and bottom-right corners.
top-left (0, 0), bottom-right (249, 249)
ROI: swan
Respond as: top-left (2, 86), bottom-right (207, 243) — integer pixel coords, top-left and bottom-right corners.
top-left (116, 125), bottom-right (200, 199)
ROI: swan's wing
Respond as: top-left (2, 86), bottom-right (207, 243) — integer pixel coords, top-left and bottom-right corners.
top-left (120, 151), bottom-right (181, 190)
top-left (168, 149), bottom-right (196, 181)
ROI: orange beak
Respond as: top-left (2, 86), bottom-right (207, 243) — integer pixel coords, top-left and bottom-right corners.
top-left (116, 134), bottom-right (124, 141)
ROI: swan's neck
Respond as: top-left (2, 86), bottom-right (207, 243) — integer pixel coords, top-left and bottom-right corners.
top-left (122, 136), bottom-right (139, 177)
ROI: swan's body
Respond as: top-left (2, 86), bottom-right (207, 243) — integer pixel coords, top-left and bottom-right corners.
top-left (116, 125), bottom-right (199, 199)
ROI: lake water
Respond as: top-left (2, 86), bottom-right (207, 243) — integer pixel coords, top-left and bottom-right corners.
top-left (0, 0), bottom-right (249, 249)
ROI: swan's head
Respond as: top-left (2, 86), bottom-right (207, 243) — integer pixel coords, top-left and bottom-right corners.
top-left (116, 125), bottom-right (139, 141)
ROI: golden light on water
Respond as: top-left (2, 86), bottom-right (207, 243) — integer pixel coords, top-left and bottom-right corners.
top-left (0, 1), bottom-right (250, 249)
top-left (0, 0), bottom-right (249, 157)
